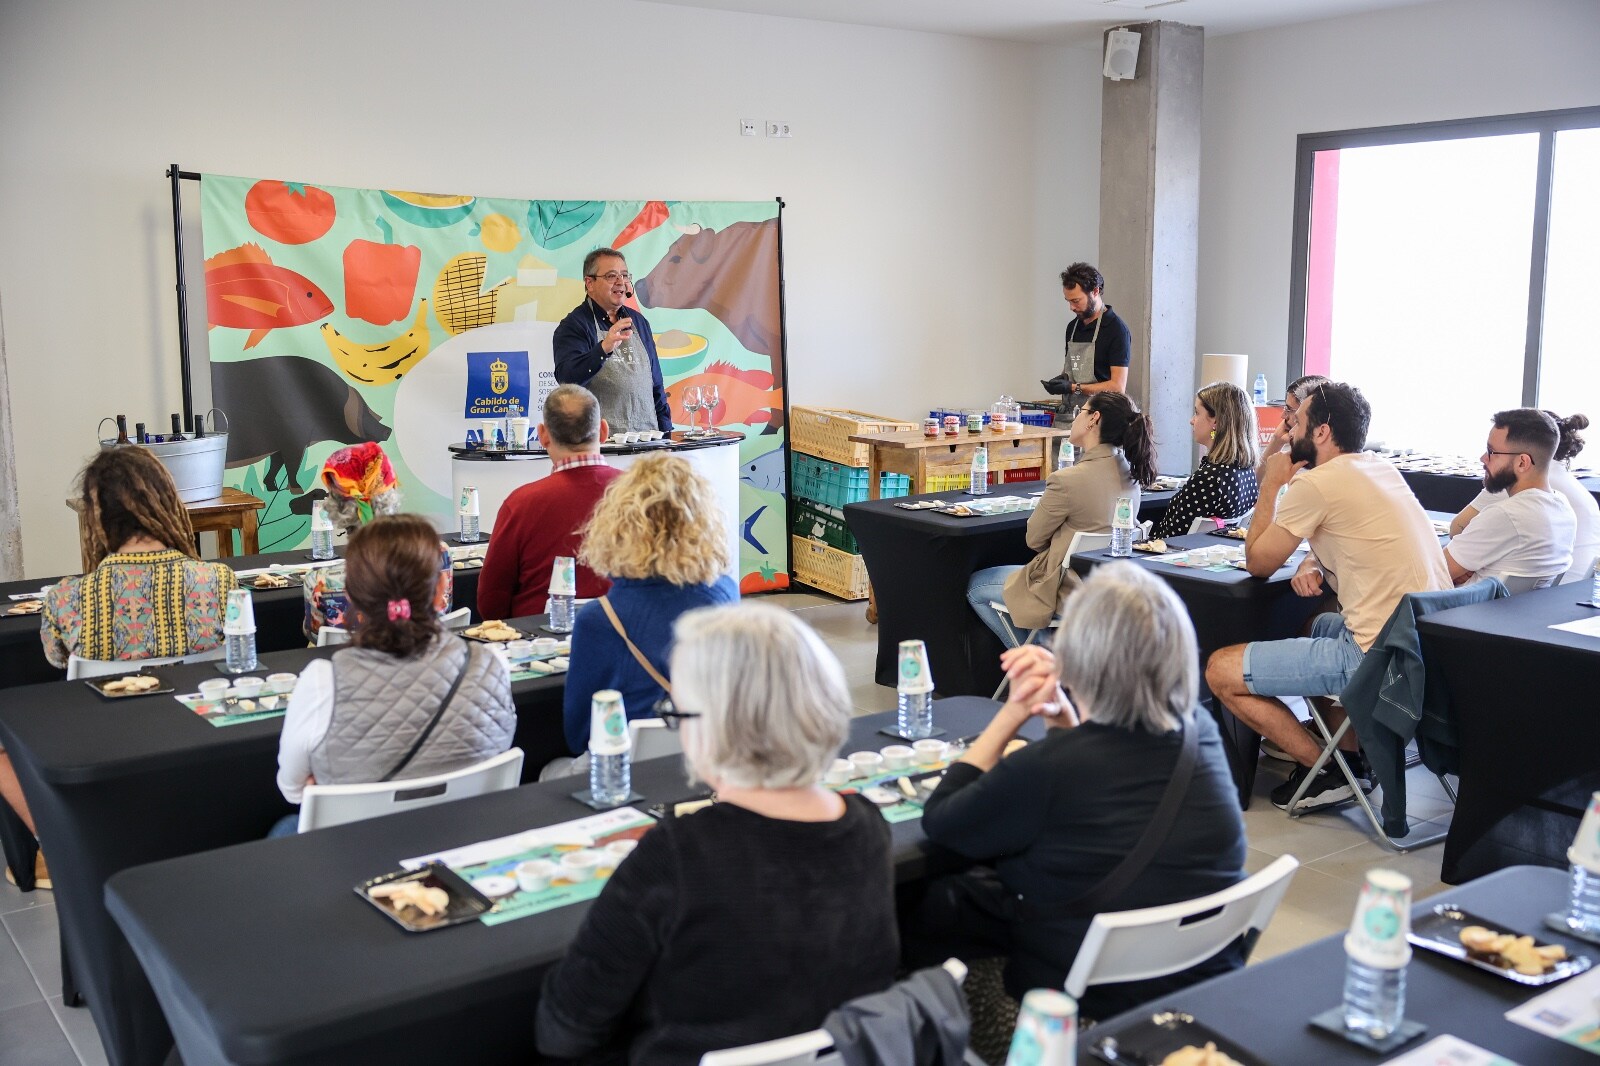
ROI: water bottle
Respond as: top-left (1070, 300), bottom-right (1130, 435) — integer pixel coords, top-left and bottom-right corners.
top-left (588, 690), bottom-right (632, 806)
top-left (1343, 959), bottom-right (1406, 1040)
top-left (1057, 439), bottom-right (1075, 471)
top-left (309, 502), bottom-right (336, 561)
top-left (897, 640), bottom-right (935, 739)
top-left (1567, 863), bottom-right (1600, 937)
top-left (969, 445), bottom-right (990, 496)
top-left (1590, 563), bottom-right (1600, 608)
top-left (1110, 496), bottom-right (1135, 558)
top-left (548, 592), bottom-right (575, 632)
top-left (547, 556), bottom-right (577, 632)
top-left (1253, 372), bottom-right (1269, 406)
top-left (223, 589), bottom-right (258, 673)
top-left (1342, 869), bottom-right (1412, 1040)
top-left (457, 486), bottom-right (480, 543)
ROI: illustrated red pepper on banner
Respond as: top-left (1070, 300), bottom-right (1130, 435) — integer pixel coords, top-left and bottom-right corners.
top-left (343, 218), bottom-right (421, 326)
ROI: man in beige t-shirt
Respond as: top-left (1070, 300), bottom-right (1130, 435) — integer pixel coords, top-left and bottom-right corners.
top-left (1204, 382), bottom-right (1450, 812)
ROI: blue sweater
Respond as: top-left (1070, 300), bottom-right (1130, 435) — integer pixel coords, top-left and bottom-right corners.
top-left (561, 575), bottom-right (739, 754)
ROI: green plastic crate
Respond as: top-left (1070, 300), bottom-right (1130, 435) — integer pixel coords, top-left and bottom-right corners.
top-left (791, 453), bottom-right (910, 508)
top-left (791, 500), bottom-right (859, 554)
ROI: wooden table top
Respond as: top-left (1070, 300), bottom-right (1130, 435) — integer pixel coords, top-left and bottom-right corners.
top-left (66, 486), bottom-right (264, 516)
top-left (847, 424), bottom-right (1071, 450)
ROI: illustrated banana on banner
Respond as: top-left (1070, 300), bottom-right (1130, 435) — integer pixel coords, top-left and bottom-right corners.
top-left (320, 299), bottom-right (432, 384)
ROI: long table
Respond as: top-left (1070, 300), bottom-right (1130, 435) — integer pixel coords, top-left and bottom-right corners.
top-left (1400, 466), bottom-right (1600, 515)
top-left (0, 534), bottom-right (488, 690)
top-left (1079, 865), bottom-right (1595, 1064)
top-left (1419, 584), bottom-right (1600, 884)
top-left (104, 696), bottom-right (1019, 1066)
top-left (0, 617), bottom-right (562, 1066)
top-left (845, 482), bottom-right (1174, 697)
top-left (1069, 532), bottom-right (1320, 806)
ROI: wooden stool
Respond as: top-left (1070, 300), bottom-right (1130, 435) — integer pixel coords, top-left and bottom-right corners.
top-left (67, 488), bottom-right (266, 570)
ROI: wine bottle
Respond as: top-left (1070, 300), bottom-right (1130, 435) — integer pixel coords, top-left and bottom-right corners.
top-left (134, 422), bottom-right (148, 444)
top-left (114, 415), bottom-right (131, 445)
top-left (169, 414), bottom-right (186, 441)
top-left (192, 414), bottom-right (206, 438)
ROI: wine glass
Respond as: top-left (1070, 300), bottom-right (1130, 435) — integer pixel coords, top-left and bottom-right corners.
top-left (680, 385), bottom-right (704, 437)
top-left (700, 384), bottom-right (721, 434)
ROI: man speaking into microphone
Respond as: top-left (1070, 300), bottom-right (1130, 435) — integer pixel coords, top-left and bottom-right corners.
top-left (553, 247), bottom-right (673, 434)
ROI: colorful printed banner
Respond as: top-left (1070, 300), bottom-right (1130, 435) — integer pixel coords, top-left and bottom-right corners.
top-left (199, 176), bottom-right (789, 591)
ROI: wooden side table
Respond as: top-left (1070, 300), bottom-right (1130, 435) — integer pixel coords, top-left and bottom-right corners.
top-left (67, 488), bottom-right (266, 570)
top-left (847, 424), bottom-right (1074, 499)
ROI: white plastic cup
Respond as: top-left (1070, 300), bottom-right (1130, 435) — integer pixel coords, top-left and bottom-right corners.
top-left (1345, 869), bottom-right (1414, 969)
top-left (508, 417), bottom-right (531, 448)
top-left (515, 859), bottom-right (558, 892)
top-left (549, 556), bottom-right (578, 596)
top-left (198, 679), bottom-right (229, 701)
top-left (531, 637), bottom-right (559, 654)
top-left (266, 672), bottom-right (298, 695)
top-left (560, 850), bottom-right (601, 883)
top-left (880, 745), bottom-right (914, 770)
top-left (223, 588), bottom-right (256, 636)
top-left (913, 739), bottom-right (948, 765)
top-left (604, 839), bottom-right (638, 864)
top-left (506, 639), bottom-right (534, 660)
top-left (824, 758), bottom-right (853, 785)
top-left (232, 677), bottom-right (264, 699)
top-left (849, 751), bottom-right (884, 779)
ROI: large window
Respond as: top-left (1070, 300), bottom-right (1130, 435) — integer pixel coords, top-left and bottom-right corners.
top-left (1288, 107), bottom-right (1600, 457)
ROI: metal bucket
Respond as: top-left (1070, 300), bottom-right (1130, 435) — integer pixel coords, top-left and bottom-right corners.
top-left (98, 411), bottom-right (230, 503)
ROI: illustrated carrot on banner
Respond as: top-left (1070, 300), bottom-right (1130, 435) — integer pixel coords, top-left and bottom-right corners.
top-left (344, 218), bottom-right (421, 326)
top-left (205, 243), bottom-right (334, 349)
top-left (613, 201), bottom-right (670, 249)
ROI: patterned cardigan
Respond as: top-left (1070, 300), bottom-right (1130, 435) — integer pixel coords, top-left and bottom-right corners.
top-left (41, 548), bottom-right (238, 667)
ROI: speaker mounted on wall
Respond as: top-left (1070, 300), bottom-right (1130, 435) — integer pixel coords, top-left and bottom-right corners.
top-left (1103, 28), bottom-right (1141, 81)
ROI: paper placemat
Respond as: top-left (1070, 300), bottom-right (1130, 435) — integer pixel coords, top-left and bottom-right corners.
top-left (1549, 616), bottom-right (1600, 640)
top-left (400, 807), bottom-right (656, 925)
top-left (1381, 1035), bottom-right (1520, 1065)
top-left (1505, 964), bottom-right (1600, 1054)
top-left (827, 759), bottom-right (956, 824)
top-left (172, 691), bottom-right (289, 728)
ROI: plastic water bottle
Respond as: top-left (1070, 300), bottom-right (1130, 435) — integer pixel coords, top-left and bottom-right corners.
top-left (225, 631), bottom-right (257, 673)
top-left (223, 589), bottom-right (258, 673)
top-left (1057, 439), bottom-right (1075, 471)
top-left (969, 445), bottom-right (990, 495)
top-left (896, 640), bottom-right (935, 739)
top-left (1590, 563), bottom-right (1600, 607)
top-left (548, 592), bottom-right (574, 633)
top-left (1110, 496), bottom-right (1135, 558)
top-left (1343, 958), bottom-right (1406, 1040)
top-left (309, 502), bottom-right (336, 561)
top-left (1253, 372), bottom-right (1269, 406)
top-left (457, 487), bottom-right (480, 544)
top-left (588, 690), bottom-right (632, 806)
top-left (547, 556), bottom-right (577, 632)
top-left (1567, 863), bottom-right (1600, 937)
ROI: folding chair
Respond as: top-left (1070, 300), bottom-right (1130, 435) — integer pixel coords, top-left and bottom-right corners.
top-left (66, 646), bottom-right (226, 679)
top-left (298, 748), bottom-right (524, 832)
top-left (990, 531), bottom-right (1112, 698)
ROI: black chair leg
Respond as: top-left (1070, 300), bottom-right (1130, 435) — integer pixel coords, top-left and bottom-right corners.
top-left (0, 798), bottom-right (38, 892)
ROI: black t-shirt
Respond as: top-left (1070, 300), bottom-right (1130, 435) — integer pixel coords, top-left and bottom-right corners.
top-left (1063, 305), bottom-right (1132, 383)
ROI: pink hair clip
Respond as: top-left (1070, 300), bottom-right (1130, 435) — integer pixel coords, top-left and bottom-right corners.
top-left (387, 599), bottom-right (412, 621)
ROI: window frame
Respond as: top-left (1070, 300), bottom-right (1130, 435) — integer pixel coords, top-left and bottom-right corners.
top-left (1286, 105), bottom-right (1600, 407)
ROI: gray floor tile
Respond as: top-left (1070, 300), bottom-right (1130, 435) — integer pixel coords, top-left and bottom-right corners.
top-left (2, 904), bottom-right (60, 998)
top-left (0, 999), bottom-right (77, 1065)
top-left (0, 874), bottom-right (52, 918)
top-left (46, 995), bottom-right (108, 1066)
top-left (0, 920), bottom-right (44, 1013)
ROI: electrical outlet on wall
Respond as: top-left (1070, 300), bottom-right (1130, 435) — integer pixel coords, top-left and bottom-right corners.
top-left (740, 119), bottom-right (758, 137)
top-left (765, 120), bottom-right (792, 138)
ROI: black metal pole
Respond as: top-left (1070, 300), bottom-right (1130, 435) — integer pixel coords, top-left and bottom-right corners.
top-left (169, 164), bottom-right (194, 425)
top-left (775, 196), bottom-right (793, 581)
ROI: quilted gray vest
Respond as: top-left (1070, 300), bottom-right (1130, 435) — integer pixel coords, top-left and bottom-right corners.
top-left (310, 637), bottom-right (515, 786)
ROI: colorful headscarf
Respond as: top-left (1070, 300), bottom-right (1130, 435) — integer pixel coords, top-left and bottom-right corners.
top-left (320, 443), bottom-right (398, 525)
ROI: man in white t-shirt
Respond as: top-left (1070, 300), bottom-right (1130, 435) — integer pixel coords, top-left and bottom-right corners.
top-left (1451, 410), bottom-right (1597, 585)
top-left (1204, 382), bottom-right (1452, 812)
top-left (1443, 409), bottom-right (1575, 591)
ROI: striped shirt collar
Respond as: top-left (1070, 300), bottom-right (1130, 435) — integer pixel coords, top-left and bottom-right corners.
top-left (552, 453), bottom-right (610, 474)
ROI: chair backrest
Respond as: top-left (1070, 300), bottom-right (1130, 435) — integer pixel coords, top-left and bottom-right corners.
top-left (698, 959), bottom-right (968, 1066)
top-left (297, 748), bottom-right (525, 832)
top-left (629, 717), bottom-right (684, 762)
top-left (316, 625), bottom-right (351, 647)
top-left (1498, 572), bottom-right (1562, 595)
top-left (1063, 531), bottom-right (1115, 566)
top-left (441, 607), bottom-right (472, 630)
top-left (1063, 855), bottom-right (1299, 999)
top-left (66, 645), bottom-right (227, 680)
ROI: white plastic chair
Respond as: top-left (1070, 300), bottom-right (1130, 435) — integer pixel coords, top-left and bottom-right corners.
top-left (297, 748), bottom-right (524, 832)
top-left (1063, 855), bottom-right (1299, 1001)
top-left (629, 717), bottom-right (683, 762)
top-left (1498, 572), bottom-right (1562, 594)
top-left (66, 646), bottom-right (226, 679)
top-left (989, 531), bottom-right (1113, 697)
top-left (316, 625), bottom-right (351, 647)
top-left (441, 607), bottom-right (472, 630)
top-left (319, 607), bottom-right (471, 647)
top-left (698, 959), bottom-right (969, 1066)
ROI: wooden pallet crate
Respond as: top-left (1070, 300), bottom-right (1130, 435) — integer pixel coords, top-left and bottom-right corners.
top-left (791, 407), bottom-right (916, 468)
top-left (791, 535), bottom-right (871, 601)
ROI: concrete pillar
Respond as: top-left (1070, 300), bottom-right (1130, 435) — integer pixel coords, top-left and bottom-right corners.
top-left (1098, 20), bottom-right (1204, 473)
top-left (0, 290), bottom-right (22, 579)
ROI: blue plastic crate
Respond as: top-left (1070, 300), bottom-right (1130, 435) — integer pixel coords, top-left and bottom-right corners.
top-left (791, 453), bottom-right (910, 508)
top-left (1020, 411), bottom-right (1055, 427)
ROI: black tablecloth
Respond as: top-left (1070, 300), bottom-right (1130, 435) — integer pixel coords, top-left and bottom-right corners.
top-left (0, 615), bottom-right (558, 1066)
top-left (845, 482), bottom-right (1174, 698)
top-left (1418, 584), bottom-right (1600, 884)
top-left (105, 696), bottom-right (1023, 1066)
top-left (1080, 865), bottom-right (1595, 1064)
top-left (1401, 467), bottom-right (1600, 514)
top-left (0, 536), bottom-right (487, 691)
top-left (1070, 535), bottom-right (1321, 806)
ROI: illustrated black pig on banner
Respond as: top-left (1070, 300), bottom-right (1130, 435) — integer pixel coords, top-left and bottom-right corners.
top-left (212, 355), bottom-right (390, 493)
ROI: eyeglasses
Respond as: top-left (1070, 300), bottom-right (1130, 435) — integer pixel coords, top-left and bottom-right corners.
top-left (1483, 449), bottom-right (1528, 460)
top-left (651, 697), bottom-right (701, 731)
top-left (586, 271), bottom-right (632, 283)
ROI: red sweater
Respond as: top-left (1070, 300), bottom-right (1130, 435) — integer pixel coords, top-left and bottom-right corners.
top-left (476, 464), bottom-right (622, 618)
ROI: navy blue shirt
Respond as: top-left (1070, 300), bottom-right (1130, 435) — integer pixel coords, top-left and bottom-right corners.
top-left (553, 298), bottom-right (673, 431)
top-left (1064, 304), bottom-right (1132, 384)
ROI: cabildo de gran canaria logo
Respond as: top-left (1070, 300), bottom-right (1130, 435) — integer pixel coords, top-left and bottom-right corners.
top-left (465, 351), bottom-right (529, 417)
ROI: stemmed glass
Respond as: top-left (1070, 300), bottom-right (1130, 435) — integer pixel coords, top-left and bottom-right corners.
top-left (700, 384), bottom-right (721, 435)
top-left (681, 385), bottom-right (704, 437)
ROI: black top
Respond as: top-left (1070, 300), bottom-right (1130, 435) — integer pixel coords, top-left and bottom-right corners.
top-left (922, 712), bottom-right (1246, 1012)
top-left (1064, 305), bottom-right (1132, 383)
top-left (536, 795), bottom-right (899, 1065)
top-left (1153, 458), bottom-right (1260, 540)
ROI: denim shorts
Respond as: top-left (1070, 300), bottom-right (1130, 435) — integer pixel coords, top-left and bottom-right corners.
top-left (1242, 612), bottom-right (1365, 698)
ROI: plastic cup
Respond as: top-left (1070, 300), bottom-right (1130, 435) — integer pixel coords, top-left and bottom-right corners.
top-left (266, 672), bottom-right (298, 695)
top-left (604, 839), bottom-right (638, 864)
top-left (849, 751), bottom-right (884, 779)
top-left (880, 745), bottom-right (914, 770)
top-left (199, 679), bottom-right (229, 701)
top-left (232, 677), bottom-right (264, 699)
top-left (824, 758), bottom-right (853, 785)
top-left (531, 637), bottom-right (559, 654)
top-left (560, 850), bottom-right (601, 883)
top-left (516, 859), bottom-right (558, 892)
top-left (506, 639), bottom-right (534, 661)
top-left (913, 739), bottom-right (948, 765)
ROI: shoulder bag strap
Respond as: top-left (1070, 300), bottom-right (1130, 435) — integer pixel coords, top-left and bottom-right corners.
top-left (598, 595), bottom-right (673, 698)
top-left (380, 641), bottom-right (475, 782)
top-left (1019, 718), bottom-right (1200, 921)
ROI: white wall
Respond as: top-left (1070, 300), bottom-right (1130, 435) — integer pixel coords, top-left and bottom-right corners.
top-left (0, 0), bottom-right (1100, 578)
top-left (1198, 0), bottom-right (1600, 398)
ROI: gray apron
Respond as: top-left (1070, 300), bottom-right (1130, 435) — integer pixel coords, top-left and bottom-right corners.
top-left (1061, 313), bottom-right (1103, 420)
top-left (589, 308), bottom-right (659, 433)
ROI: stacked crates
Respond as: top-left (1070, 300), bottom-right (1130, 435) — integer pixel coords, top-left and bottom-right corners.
top-left (788, 407), bottom-right (914, 600)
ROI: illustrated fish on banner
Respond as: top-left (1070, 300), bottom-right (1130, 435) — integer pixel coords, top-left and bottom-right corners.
top-left (199, 174), bottom-right (788, 588)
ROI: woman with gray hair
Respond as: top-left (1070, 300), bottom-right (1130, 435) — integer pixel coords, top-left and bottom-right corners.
top-left (914, 563), bottom-right (1246, 1020)
top-left (536, 602), bottom-right (898, 1065)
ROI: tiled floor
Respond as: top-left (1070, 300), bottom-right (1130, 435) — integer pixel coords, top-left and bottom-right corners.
top-left (0, 590), bottom-right (1452, 1063)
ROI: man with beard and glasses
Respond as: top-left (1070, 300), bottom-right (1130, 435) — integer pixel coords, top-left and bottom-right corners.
top-left (553, 247), bottom-right (673, 434)
top-left (1041, 262), bottom-right (1130, 420)
top-left (1441, 409), bottom-right (1574, 591)
top-left (1204, 382), bottom-right (1451, 812)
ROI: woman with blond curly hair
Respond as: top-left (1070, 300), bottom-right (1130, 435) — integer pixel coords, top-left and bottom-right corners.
top-left (560, 454), bottom-right (737, 755)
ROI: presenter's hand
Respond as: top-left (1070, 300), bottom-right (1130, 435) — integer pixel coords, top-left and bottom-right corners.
top-left (601, 317), bottom-right (635, 355)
